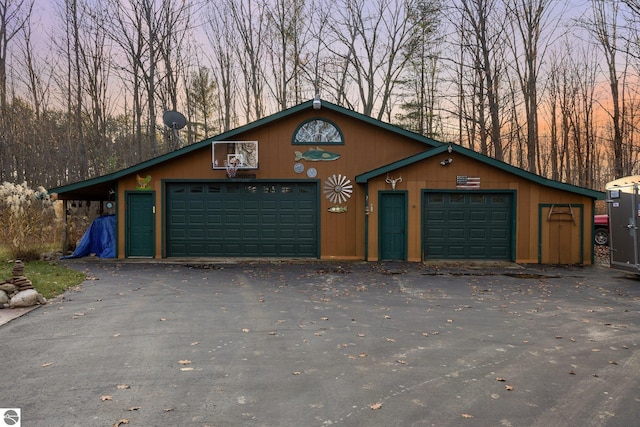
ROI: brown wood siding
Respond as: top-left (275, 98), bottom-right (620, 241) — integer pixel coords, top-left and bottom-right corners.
top-left (114, 108), bottom-right (594, 263)
top-left (364, 154), bottom-right (594, 264)
top-left (116, 109), bottom-right (430, 259)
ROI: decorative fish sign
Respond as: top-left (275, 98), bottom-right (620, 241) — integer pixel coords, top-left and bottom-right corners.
top-left (328, 205), bottom-right (348, 213)
top-left (294, 147), bottom-right (340, 162)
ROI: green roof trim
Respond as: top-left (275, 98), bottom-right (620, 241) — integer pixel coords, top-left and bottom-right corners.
top-left (50, 99), bottom-right (442, 195)
top-left (356, 145), bottom-right (449, 183)
top-left (50, 98), bottom-right (604, 201)
top-left (356, 143), bottom-right (605, 200)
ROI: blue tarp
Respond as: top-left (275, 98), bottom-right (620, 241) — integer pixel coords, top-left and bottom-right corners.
top-left (62, 215), bottom-right (116, 259)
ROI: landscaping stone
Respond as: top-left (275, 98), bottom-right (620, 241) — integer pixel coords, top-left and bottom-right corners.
top-left (0, 260), bottom-right (46, 309)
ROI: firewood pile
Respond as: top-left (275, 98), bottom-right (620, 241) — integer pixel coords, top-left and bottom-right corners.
top-left (0, 260), bottom-right (47, 308)
top-left (594, 245), bottom-right (610, 267)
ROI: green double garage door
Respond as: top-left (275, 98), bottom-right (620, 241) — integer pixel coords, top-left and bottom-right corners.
top-left (166, 182), bottom-right (318, 257)
top-left (424, 192), bottom-right (514, 260)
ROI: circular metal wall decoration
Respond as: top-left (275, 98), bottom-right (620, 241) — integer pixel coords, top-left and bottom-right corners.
top-left (294, 162), bottom-right (304, 174)
top-left (307, 167), bottom-right (317, 178)
top-left (323, 174), bottom-right (353, 204)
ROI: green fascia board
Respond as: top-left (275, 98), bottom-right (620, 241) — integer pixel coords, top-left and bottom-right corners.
top-left (52, 98), bottom-right (601, 201)
top-left (356, 144), bottom-right (605, 200)
top-left (51, 99), bottom-right (442, 195)
top-left (356, 145), bottom-right (450, 183)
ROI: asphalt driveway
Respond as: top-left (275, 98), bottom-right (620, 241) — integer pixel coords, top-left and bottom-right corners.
top-left (1, 260), bottom-right (639, 427)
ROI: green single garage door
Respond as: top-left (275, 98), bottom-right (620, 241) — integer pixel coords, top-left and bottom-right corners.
top-left (166, 182), bottom-right (318, 257)
top-left (424, 192), bottom-right (513, 260)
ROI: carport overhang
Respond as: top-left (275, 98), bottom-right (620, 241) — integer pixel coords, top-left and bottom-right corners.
top-left (49, 176), bottom-right (119, 256)
top-left (50, 179), bottom-right (117, 201)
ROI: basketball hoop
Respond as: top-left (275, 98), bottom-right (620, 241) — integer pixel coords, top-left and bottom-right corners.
top-left (225, 159), bottom-right (239, 178)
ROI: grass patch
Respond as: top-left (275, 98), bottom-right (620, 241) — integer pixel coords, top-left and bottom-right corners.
top-left (0, 259), bottom-right (86, 300)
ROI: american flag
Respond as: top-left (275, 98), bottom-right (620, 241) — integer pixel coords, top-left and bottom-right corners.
top-left (456, 176), bottom-right (481, 190)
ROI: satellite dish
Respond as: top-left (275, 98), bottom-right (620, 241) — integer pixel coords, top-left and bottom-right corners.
top-left (163, 110), bottom-right (187, 150)
top-left (163, 110), bottom-right (187, 130)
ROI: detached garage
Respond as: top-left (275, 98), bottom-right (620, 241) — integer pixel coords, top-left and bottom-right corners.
top-left (51, 99), bottom-right (604, 265)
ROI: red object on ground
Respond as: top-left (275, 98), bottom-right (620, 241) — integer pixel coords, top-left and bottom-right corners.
top-left (594, 214), bottom-right (608, 227)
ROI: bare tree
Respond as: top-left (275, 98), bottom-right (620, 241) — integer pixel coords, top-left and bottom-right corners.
top-left (204, 1), bottom-right (239, 132)
top-left (299, 1), bottom-right (332, 99)
top-left (69, 0), bottom-right (85, 175)
top-left (2, 0), bottom-right (638, 193)
top-left (100, 0), bottom-right (145, 161)
top-left (228, 0), bottom-right (267, 121)
top-left (156, 0), bottom-right (194, 113)
top-left (622, 0), bottom-right (640, 14)
top-left (450, 0), bottom-right (507, 159)
top-left (330, 0), bottom-right (421, 119)
top-left (505, 0), bottom-right (558, 174)
top-left (503, 74), bottom-right (525, 168)
top-left (47, 0), bottom-right (89, 180)
top-left (316, 3), bottom-right (354, 109)
top-left (587, 0), bottom-right (625, 179)
top-left (0, 0), bottom-right (32, 182)
top-left (569, 49), bottom-right (598, 187)
top-left (544, 50), bottom-right (565, 182)
top-left (543, 42), bottom-right (600, 188)
top-left (17, 17), bottom-right (51, 121)
top-left (0, 0), bottom-right (30, 112)
top-left (101, 0), bottom-right (193, 159)
top-left (76, 3), bottom-right (117, 176)
top-left (263, 0), bottom-right (313, 109)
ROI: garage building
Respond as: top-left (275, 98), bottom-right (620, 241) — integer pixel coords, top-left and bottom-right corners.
top-left (52, 99), bottom-right (604, 264)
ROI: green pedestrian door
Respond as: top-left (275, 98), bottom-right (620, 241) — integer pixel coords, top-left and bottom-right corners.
top-left (379, 192), bottom-right (407, 260)
top-left (126, 192), bottom-right (155, 257)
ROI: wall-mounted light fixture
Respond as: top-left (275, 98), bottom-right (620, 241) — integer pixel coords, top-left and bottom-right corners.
top-left (447, 143), bottom-right (453, 153)
top-left (364, 195), bottom-right (374, 215)
top-left (440, 158), bottom-right (453, 166)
